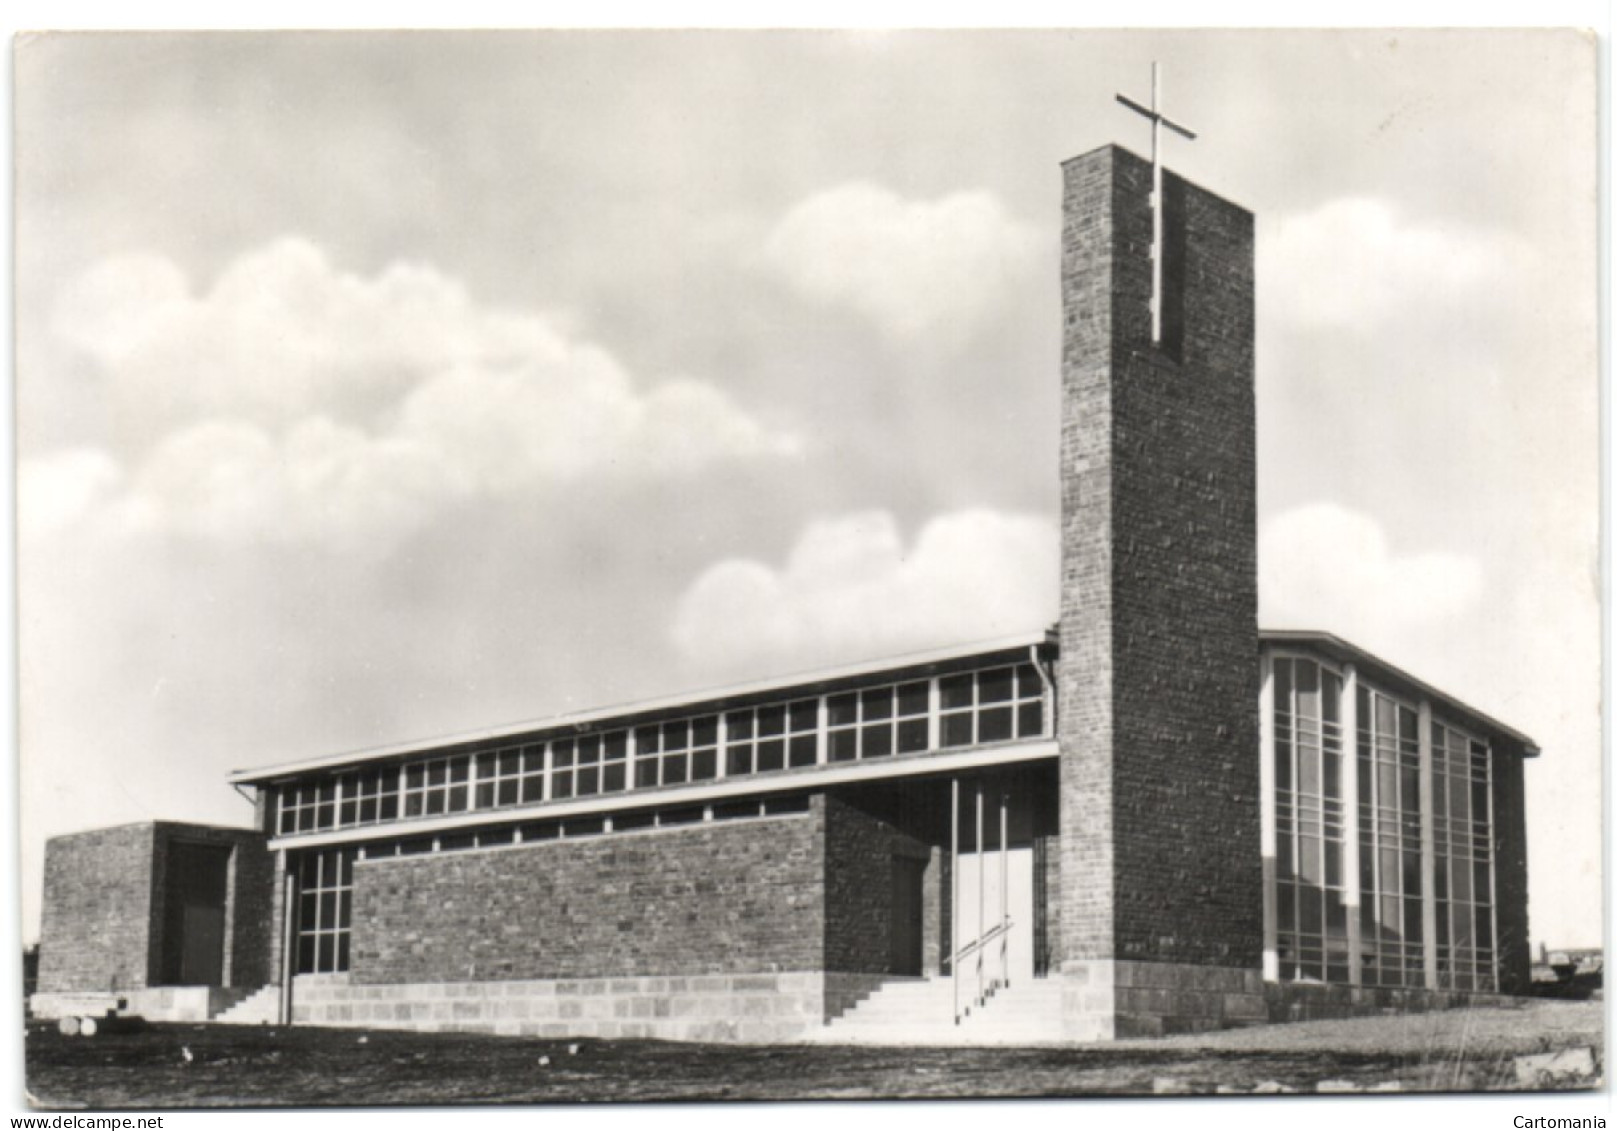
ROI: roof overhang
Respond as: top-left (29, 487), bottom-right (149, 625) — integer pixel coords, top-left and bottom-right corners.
top-left (1260, 629), bottom-right (1541, 758)
top-left (230, 629), bottom-right (1057, 787)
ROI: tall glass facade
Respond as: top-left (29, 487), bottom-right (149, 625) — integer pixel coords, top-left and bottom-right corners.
top-left (1270, 653), bottom-right (1496, 992)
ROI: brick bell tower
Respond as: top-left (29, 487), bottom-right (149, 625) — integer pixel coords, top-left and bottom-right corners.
top-left (1056, 140), bottom-right (1263, 1038)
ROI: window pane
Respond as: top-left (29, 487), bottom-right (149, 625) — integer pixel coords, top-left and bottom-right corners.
top-left (757, 740), bottom-right (785, 772)
top-left (940, 674), bottom-right (973, 710)
top-left (979, 668), bottom-right (1013, 704)
top-left (1295, 660), bottom-right (1319, 720)
top-left (790, 700), bottom-right (818, 732)
top-left (788, 734), bottom-right (818, 767)
top-left (941, 714), bottom-right (973, 748)
top-left (1017, 664), bottom-right (1042, 697)
top-left (979, 706), bottom-right (1013, 743)
top-left (1017, 701), bottom-right (1043, 738)
top-left (1321, 671), bottom-right (1339, 724)
top-left (758, 706), bottom-right (786, 736)
top-left (896, 719), bottom-right (928, 754)
top-left (862, 725), bottom-right (892, 758)
top-left (861, 688), bottom-right (893, 721)
top-left (827, 695), bottom-right (857, 728)
top-left (690, 717), bottom-right (716, 747)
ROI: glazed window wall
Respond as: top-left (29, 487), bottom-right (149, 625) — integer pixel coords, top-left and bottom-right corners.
top-left (725, 700), bottom-right (818, 775)
top-left (270, 659), bottom-right (1050, 837)
top-left (1356, 685), bottom-right (1426, 988)
top-left (827, 681), bottom-right (930, 762)
top-left (1267, 654), bottom-right (1498, 992)
top-left (1431, 720), bottom-right (1496, 992)
top-left (402, 756), bottom-right (470, 818)
top-left (1272, 657), bottom-right (1350, 982)
top-left (293, 848), bottom-right (354, 975)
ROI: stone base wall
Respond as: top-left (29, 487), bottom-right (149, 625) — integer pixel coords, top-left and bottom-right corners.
top-left (291, 970), bottom-right (887, 1043)
top-left (30, 985), bottom-right (251, 1023)
top-left (1262, 981), bottom-right (1519, 1024)
top-left (1061, 960), bottom-right (1266, 1040)
top-left (1061, 960), bottom-right (1527, 1041)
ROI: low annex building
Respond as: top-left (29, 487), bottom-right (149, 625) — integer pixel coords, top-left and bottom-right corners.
top-left (32, 145), bottom-right (1539, 1043)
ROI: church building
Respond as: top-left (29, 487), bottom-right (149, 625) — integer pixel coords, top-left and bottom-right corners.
top-left (31, 142), bottom-right (1539, 1043)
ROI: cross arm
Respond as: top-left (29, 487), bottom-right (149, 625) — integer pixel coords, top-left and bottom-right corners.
top-left (1113, 93), bottom-right (1198, 141)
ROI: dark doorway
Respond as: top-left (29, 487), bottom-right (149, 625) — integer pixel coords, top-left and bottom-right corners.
top-left (159, 842), bottom-right (232, 986)
top-left (889, 857), bottom-right (924, 976)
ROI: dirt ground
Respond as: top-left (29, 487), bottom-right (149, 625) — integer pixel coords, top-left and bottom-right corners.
top-left (22, 998), bottom-right (1603, 1108)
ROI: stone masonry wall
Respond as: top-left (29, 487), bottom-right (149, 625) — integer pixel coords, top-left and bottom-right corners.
top-left (1059, 145), bottom-right (1262, 972)
top-left (291, 970), bottom-right (888, 1042)
top-left (823, 795), bottom-right (930, 974)
top-left (350, 810), bottom-right (825, 984)
top-left (37, 824), bottom-right (156, 993)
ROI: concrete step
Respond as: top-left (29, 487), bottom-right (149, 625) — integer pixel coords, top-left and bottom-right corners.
top-left (212, 984), bottom-right (280, 1025)
top-left (821, 975), bottom-right (1062, 1045)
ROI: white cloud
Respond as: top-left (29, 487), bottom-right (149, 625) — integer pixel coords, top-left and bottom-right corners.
top-left (17, 448), bottom-right (123, 540)
top-left (35, 240), bottom-right (799, 547)
top-left (670, 509), bottom-right (1057, 675)
top-left (1259, 503), bottom-right (1484, 641)
top-left (1260, 197), bottom-right (1530, 331)
top-left (760, 182), bottom-right (1040, 345)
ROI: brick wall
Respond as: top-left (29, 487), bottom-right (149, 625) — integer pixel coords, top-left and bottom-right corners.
top-left (823, 796), bottom-right (929, 974)
top-left (1059, 145), bottom-right (1262, 971)
top-left (37, 824), bottom-right (156, 993)
top-left (350, 811), bottom-right (825, 983)
top-left (226, 830), bottom-right (277, 989)
top-left (1490, 746), bottom-right (1531, 994)
top-left (147, 823), bottom-right (273, 989)
top-left (38, 822), bottom-right (273, 995)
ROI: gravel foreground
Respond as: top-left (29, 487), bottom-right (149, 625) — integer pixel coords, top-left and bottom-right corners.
top-left (23, 999), bottom-right (1603, 1108)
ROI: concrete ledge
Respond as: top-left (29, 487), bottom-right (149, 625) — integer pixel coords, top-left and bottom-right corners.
top-left (1263, 981), bottom-right (1525, 1024)
top-left (289, 971), bottom-right (844, 1043)
top-left (1059, 960), bottom-right (1531, 1041)
top-left (30, 985), bottom-right (246, 1023)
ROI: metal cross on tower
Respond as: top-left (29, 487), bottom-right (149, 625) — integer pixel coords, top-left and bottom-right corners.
top-left (1116, 62), bottom-right (1197, 345)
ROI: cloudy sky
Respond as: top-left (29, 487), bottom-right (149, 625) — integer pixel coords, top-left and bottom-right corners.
top-left (14, 29), bottom-right (1599, 948)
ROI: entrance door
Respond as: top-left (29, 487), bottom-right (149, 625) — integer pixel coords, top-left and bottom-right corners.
top-left (955, 847), bottom-right (1034, 986)
top-left (159, 843), bottom-right (231, 986)
top-left (889, 857), bottom-right (925, 976)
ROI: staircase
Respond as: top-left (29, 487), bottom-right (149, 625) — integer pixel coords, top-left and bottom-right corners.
top-left (211, 984), bottom-right (280, 1025)
top-left (817, 975), bottom-right (1063, 1045)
